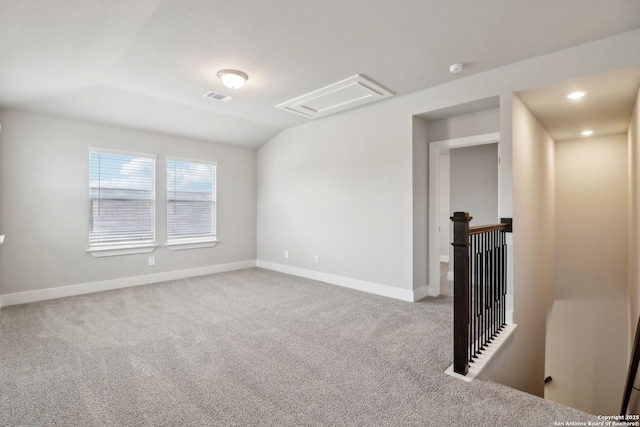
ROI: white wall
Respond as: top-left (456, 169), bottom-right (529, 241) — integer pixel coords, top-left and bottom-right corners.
top-left (413, 117), bottom-right (429, 295)
top-left (438, 153), bottom-right (450, 260)
top-left (257, 30), bottom-right (640, 394)
top-left (545, 134), bottom-right (628, 415)
top-left (480, 96), bottom-right (556, 397)
top-left (629, 87), bottom-right (640, 342)
top-left (449, 144), bottom-right (499, 227)
top-left (0, 109), bottom-right (257, 297)
top-left (427, 108), bottom-right (500, 142)
top-left (257, 106), bottom-right (414, 296)
top-left (628, 87), bottom-right (640, 413)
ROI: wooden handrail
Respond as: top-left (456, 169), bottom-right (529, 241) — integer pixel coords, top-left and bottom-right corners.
top-left (469, 223), bottom-right (510, 235)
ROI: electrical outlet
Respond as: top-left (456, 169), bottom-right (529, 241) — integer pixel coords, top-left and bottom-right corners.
top-left (148, 256), bottom-right (155, 266)
top-left (314, 255), bottom-right (319, 264)
top-left (285, 250), bottom-right (289, 259)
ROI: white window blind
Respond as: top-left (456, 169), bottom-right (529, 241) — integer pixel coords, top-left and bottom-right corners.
top-left (89, 150), bottom-right (156, 247)
top-left (167, 158), bottom-right (216, 242)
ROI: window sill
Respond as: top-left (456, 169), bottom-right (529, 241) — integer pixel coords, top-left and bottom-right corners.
top-left (165, 238), bottom-right (219, 251)
top-left (87, 244), bottom-right (158, 258)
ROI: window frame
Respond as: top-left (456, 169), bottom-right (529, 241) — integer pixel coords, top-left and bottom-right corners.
top-left (87, 147), bottom-right (158, 257)
top-left (165, 156), bottom-right (218, 251)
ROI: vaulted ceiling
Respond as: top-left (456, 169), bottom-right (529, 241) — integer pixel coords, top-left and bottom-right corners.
top-left (1, 0), bottom-right (640, 148)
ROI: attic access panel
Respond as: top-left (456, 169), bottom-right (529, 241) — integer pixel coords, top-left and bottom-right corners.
top-left (276, 74), bottom-right (393, 119)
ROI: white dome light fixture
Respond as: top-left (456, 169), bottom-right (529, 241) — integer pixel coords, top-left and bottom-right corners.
top-left (581, 130), bottom-right (593, 136)
top-left (217, 69), bottom-right (248, 89)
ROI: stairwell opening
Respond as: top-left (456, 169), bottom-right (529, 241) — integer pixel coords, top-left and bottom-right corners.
top-left (515, 66), bottom-right (640, 415)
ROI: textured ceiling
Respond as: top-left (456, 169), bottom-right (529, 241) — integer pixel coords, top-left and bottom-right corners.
top-left (1, 0), bottom-right (640, 148)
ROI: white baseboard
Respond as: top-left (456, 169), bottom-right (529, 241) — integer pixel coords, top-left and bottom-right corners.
top-left (413, 285), bottom-right (430, 301)
top-left (256, 260), bottom-right (423, 302)
top-left (0, 260), bottom-right (257, 308)
top-left (440, 255), bottom-right (449, 263)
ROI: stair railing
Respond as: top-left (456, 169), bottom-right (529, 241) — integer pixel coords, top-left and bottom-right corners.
top-left (451, 211), bottom-right (512, 375)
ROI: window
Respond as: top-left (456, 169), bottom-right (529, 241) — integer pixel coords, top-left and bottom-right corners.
top-left (167, 158), bottom-right (217, 248)
top-left (89, 149), bottom-right (156, 252)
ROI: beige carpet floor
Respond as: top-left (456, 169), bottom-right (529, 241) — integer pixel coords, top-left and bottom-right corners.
top-left (0, 267), bottom-right (596, 426)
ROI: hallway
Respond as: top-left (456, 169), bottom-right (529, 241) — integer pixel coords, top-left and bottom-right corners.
top-left (515, 68), bottom-right (640, 415)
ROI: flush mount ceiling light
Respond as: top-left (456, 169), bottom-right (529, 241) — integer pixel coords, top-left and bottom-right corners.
top-left (581, 130), bottom-right (594, 136)
top-left (567, 91), bottom-right (586, 100)
top-left (217, 69), bottom-right (248, 89)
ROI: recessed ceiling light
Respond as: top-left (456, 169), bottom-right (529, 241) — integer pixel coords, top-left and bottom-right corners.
top-left (567, 91), bottom-right (586, 100)
top-left (217, 69), bottom-right (248, 89)
top-left (581, 130), bottom-right (593, 136)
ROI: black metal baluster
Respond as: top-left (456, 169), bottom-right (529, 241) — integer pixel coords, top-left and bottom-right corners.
top-left (470, 234), bottom-right (475, 360)
top-left (487, 231), bottom-right (491, 343)
top-left (493, 230), bottom-right (497, 338)
top-left (468, 238), bottom-right (472, 362)
top-left (497, 232), bottom-right (501, 330)
top-left (483, 232), bottom-right (487, 346)
top-left (476, 235), bottom-right (480, 355)
top-left (474, 235), bottom-right (478, 356)
top-left (490, 230), bottom-right (494, 341)
top-left (490, 230), bottom-right (495, 341)
top-left (485, 231), bottom-right (490, 345)
top-left (493, 231), bottom-right (497, 337)
top-left (500, 231), bottom-right (505, 328)
top-left (502, 231), bottom-right (507, 327)
top-left (479, 231), bottom-right (485, 352)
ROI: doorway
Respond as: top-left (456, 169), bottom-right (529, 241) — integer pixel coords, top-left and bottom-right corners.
top-left (428, 132), bottom-right (500, 296)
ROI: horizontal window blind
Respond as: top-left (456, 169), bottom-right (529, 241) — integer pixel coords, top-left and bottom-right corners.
top-left (167, 159), bottom-right (216, 241)
top-left (89, 150), bottom-right (155, 247)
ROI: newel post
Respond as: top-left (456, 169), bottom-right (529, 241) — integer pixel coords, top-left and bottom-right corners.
top-left (451, 211), bottom-right (472, 375)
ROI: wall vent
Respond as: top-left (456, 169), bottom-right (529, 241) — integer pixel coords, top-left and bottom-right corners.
top-left (203, 91), bottom-right (233, 102)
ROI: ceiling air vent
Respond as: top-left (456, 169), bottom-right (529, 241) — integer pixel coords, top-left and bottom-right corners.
top-left (203, 91), bottom-right (233, 102)
top-left (275, 74), bottom-right (393, 119)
